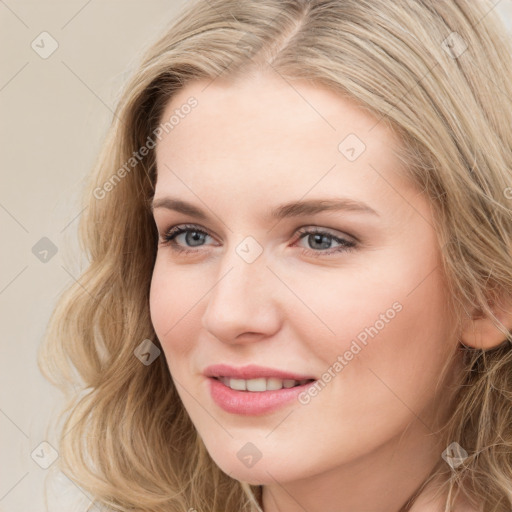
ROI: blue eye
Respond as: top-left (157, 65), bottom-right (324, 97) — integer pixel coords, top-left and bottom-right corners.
top-left (159, 224), bottom-right (213, 255)
top-left (295, 227), bottom-right (356, 257)
top-left (158, 223), bottom-right (357, 257)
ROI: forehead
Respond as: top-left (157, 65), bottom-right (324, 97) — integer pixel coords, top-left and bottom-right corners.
top-left (158, 72), bottom-right (397, 150)
top-left (153, 73), bottom-right (410, 205)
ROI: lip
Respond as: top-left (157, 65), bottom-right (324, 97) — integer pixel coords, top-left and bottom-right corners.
top-left (203, 364), bottom-right (317, 416)
top-left (203, 363), bottom-right (316, 381)
top-left (207, 377), bottom-right (316, 415)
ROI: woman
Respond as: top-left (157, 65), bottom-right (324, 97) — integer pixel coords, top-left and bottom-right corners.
top-left (39, 0), bottom-right (512, 510)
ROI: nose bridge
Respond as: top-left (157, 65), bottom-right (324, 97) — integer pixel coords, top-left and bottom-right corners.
top-left (201, 240), bottom-right (280, 341)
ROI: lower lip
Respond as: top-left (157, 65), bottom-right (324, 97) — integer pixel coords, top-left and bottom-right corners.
top-left (207, 377), bottom-right (316, 415)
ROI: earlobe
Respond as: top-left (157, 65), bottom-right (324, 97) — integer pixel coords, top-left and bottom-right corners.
top-left (460, 297), bottom-right (512, 350)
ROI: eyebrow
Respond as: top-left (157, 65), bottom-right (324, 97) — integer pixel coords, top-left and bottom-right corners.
top-left (150, 196), bottom-right (379, 220)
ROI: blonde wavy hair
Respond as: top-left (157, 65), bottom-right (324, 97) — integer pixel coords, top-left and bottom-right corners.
top-left (38, 0), bottom-right (512, 510)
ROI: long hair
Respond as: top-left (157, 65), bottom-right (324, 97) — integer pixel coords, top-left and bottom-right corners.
top-left (38, 1), bottom-right (512, 510)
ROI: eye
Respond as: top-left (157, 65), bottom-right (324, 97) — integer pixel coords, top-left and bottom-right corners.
top-left (158, 223), bottom-right (357, 257)
top-left (158, 224), bottom-right (214, 255)
top-left (294, 226), bottom-right (356, 257)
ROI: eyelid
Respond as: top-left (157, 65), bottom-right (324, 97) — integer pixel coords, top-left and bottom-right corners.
top-left (157, 222), bottom-right (356, 241)
top-left (295, 224), bottom-right (358, 243)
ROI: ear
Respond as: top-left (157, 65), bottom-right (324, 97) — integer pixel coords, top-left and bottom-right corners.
top-left (460, 295), bottom-right (512, 350)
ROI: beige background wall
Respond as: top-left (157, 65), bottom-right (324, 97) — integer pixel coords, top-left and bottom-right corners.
top-left (0, 2), bottom-right (190, 511)
top-left (1, 1), bottom-right (510, 511)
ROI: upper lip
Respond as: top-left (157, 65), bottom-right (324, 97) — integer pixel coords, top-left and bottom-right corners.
top-left (203, 364), bottom-right (316, 381)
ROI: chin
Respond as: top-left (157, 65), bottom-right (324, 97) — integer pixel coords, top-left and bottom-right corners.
top-left (206, 448), bottom-right (300, 486)
top-left (220, 467), bottom-right (276, 486)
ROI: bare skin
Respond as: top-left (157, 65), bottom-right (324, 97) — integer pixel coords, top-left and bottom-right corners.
top-left (149, 70), bottom-right (484, 511)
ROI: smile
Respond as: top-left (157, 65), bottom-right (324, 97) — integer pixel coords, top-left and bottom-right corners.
top-left (208, 376), bottom-right (317, 415)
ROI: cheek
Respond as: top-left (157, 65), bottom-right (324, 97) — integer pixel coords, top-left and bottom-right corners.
top-left (149, 262), bottom-right (169, 341)
top-left (323, 267), bottom-right (455, 423)
top-left (300, 248), bottom-right (455, 394)
top-left (149, 259), bottom-right (199, 359)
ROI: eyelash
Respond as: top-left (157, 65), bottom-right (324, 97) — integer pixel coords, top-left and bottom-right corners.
top-left (158, 223), bottom-right (357, 258)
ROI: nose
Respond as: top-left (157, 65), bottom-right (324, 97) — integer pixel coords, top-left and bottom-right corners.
top-left (201, 246), bottom-right (281, 344)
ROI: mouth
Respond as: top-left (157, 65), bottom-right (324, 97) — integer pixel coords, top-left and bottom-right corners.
top-left (211, 376), bottom-right (316, 392)
top-left (203, 364), bottom-right (318, 414)
top-left (207, 375), bottom-right (318, 415)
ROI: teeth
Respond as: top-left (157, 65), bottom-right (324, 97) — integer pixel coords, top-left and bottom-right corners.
top-left (266, 377), bottom-right (283, 391)
top-left (230, 378), bottom-right (246, 391)
top-left (247, 378), bottom-right (266, 391)
top-left (218, 377), bottom-right (312, 392)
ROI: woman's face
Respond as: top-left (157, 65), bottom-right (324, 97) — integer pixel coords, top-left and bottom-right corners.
top-left (149, 72), bottom-right (461, 491)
